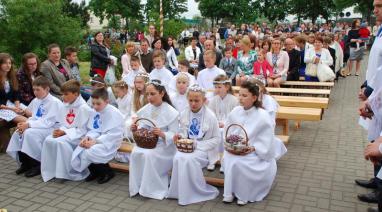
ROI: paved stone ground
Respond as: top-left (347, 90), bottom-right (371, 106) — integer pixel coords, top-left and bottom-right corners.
top-left (0, 58), bottom-right (376, 212)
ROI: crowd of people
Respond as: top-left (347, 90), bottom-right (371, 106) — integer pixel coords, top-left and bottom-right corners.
top-left (1, 1), bottom-right (382, 209)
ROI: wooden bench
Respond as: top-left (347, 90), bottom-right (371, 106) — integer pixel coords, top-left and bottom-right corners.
top-left (273, 95), bottom-right (329, 109)
top-left (281, 81), bottom-right (334, 89)
top-left (266, 87), bottom-right (331, 97)
top-left (276, 106), bottom-right (322, 135)
top-left (112, 135), bottom-right (290, 187)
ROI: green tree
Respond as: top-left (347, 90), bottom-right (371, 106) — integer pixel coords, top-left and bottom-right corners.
top-left (144, 0), bottom-right (187, 23)
top-left (63, 0), bottom-right (90, 28)
top-left (289, 0), bottom-right (336, 23)
top-left (89, 0), bottom-right (143, 28)
top-left (257, 0), bottom-right (290, 22)
top-left (0, 0), bottom-right (83, 62)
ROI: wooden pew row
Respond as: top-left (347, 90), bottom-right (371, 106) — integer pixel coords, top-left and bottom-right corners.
top-left (273, 95), bottom-right (329, 109)
top-left (281, 81), bottom-right (334, 89)
top-left (276, 106), bottom-right (322, 135)
top-left (232, 86), bottom-right (331, 97)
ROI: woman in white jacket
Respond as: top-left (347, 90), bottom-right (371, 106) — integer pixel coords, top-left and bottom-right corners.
top-left (185, 37), bottom-right (201, 69)
top-left (166, 36), bottom-right (179, 73)
top-left (304, 36), bottom-right (333, 81)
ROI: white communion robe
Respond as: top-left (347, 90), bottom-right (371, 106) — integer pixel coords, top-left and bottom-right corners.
top-left (7, 94), bottom-right (62, 162)
top-left (223, 106), bottom-right (277, 202)
top-left (170, 92), bottom-right (189, 113)
top-left (196, 66), bottom-right (226, 99)
top-left (167, 106), bottom-right (220, 205)
top-left (114, 93), bottom-right (133, 163)
top-left (168, 72), bottom-right (196, 95)
top-left (208, 93), bottom-right (239, 156)
top-left (149, 67), bottom-right (174, 91)
top-left (41, 96), bottom-right (92, 182)
top-left (129, 102), bottom-right (179, 200)
top-left (71, 104), bottom-right (124, 172)
top-left (122, 68), bottom-right (146, 89)
top-left (262, 94), bottom-right (287, 160)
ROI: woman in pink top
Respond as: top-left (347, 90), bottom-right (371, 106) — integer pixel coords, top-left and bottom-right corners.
top-left (266, 38), bottom-right (289, 87)
top-left (253, 50), bottom-right (273, 85)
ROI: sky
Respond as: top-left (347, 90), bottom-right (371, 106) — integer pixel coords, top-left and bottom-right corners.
top-left (73, 0), bottom-right (201, 19)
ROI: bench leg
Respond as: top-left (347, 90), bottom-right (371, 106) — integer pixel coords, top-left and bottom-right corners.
top-left (295, 121), bottom-right (301, 129)
top-left (0, 127), bottom-right (11, 153)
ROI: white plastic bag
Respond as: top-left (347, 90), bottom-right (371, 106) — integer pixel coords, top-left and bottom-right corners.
top-left (317, 63), bottom-right (335, 82)
top-left (105, 55), bottom-right (117, 85)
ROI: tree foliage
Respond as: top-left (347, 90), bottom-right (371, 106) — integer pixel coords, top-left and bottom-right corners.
top-left (144, 0), bottom-right (187, 23)
top-left (0, 0), bottom-right (83, 62)
top-left (89, 0), bottom-right (143, 27)
top-left (289, 0), bottom-right (337, 23)
top-left (62, 0), bottom-right (90, 28)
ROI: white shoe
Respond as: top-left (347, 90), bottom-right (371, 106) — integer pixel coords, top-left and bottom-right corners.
top-left (237, 199), bottom-right (247, 206)
top-left (223, 196), bottom-right (234, 203)
top-left (207, 164), bottom-right (215, 171)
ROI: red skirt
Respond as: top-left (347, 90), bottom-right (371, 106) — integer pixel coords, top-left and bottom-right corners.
top-left (92, 68), bottom-right (106, 78)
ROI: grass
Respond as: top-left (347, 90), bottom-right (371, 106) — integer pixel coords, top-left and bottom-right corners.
top-left (79, 61), bottom-right (91, 85)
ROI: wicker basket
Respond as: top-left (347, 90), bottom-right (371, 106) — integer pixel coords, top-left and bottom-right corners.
top-left (133, 118), bottom-right (158, 149)
top-left (175, 138), bottom-right (196, 153)
top-left (224, 124), bottom-right (251, 155)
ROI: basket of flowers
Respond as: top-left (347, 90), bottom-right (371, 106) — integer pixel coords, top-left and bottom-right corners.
top-left (224, 124), bottom-right (252, 155)
top-left (133, 118), bottom-right (158, 149)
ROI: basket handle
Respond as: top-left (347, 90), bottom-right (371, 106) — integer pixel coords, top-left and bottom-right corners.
top-left (225, 123), bottom-right (249, 146)
top-left (134, 118), bottom-right (157, 128)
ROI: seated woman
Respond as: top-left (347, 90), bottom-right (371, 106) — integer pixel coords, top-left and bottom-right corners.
top-left (266, 38), bottom-right (289, 87)
top-left (167, 84), bottom-right (220, 205)
top-left (40, 43), bottom-right (73, 98)
top-left (129, 79), bottom-right (179, 200)
top-left (304, 36), bottom-right (333, 82)
top-left (223, 80), bottom-right (277, 206)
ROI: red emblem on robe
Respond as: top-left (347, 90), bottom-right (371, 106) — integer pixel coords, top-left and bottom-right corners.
top-left (66, 109), bottom-right (76, 125)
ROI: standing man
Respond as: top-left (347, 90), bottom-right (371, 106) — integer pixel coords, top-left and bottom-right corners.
top-left (357, 1), bottom-right (382, 211)
top-left (140, 38), bottom-right (153, 73)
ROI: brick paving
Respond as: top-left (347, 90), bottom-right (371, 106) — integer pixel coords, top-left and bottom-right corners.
top-left (0, 58), bottom-right (376, 211)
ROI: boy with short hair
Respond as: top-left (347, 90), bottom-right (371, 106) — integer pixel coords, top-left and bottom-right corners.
top-left (197, 50), bottom-right (226, 99)
top-left (122, 55), bottom-right (146, 89)
top-left (7, 76), bottom-right (63, 177)
top-left (219, 47), bottom-right (237, 80)
top-left (149, 50), bottom-right (174, 91)
top-left (41, 79), bottom-right (92, 182)
top-left (71, 88), bottom-right (124, 184)
top-left (64, 46), bottom-right (81, 82)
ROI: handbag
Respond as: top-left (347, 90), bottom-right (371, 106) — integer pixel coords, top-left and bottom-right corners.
top-left (305, 63), bottom-right (318, 77)
top-left (317, 63), bottom-right (335, 82)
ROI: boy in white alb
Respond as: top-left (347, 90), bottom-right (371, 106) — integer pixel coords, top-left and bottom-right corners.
top-left (71, 88), bottom-right (124, 184)
top-left (149, 50), bottom-right (174, 92)
top-left (41, 80), bottom-right (92, 182)
top-left (7, 76), bottom-right (63, 178)
top-left (197, 50), bottom-right (226, 99)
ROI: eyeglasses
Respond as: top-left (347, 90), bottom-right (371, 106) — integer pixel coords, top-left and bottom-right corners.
top-left (27, 63), bottom-right (37, 66)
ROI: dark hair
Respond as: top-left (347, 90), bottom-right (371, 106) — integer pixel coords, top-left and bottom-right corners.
top-left (64, 46), bottom-right (77, 57)
top-left (130, 55), bottom-right (141, 63)
top-left (151, 38), bottom-right (162, 50)
top-left (241, 81), bottom-right (262, 108)
top-left (22, 52), bottom-right (41, 74)
top-left (191, 36), bottom-right (198, 42)
top-left (47, 43), bottom-right (60, 54)
top-left (140, 38), bottom-right (150, 45)
top-left (352, 19), bottom-right (360, 29)
top-left (94, 31), bottom-right (104, 45)
top-left (178, 59), bottom-right (190, 68)
top-left (315, 36), bottom-right (323, 43)
top-left (147, 79), bottom-right (174, 107)
top-left (261, 39), bottom-right (272, 51)
top-left (32, 76), bottom-right (50, 88)
top-left (61, 79), bottom-right (81, 94)
top-left (248, 34), bottom-right (257, 50)
top-left (167, 36), bottom-right (175, 49)
top-left (91, 88), bottom-right (109, 100)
